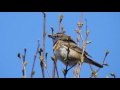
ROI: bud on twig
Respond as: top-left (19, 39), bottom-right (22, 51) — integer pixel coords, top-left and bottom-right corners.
top-left (23, 62), bottom-right (27, 66)
top-left (45, 52), bottom-right (48, 60)
top-left (81, 56), bottom-right (84, 62)
top-left (17, 53), bottom-right (21, 58)
top-left (77, 22), bottom-right (83, 28)
top-left (106, 76), bottom-right (109, 78)
top-left (38, 48), bottom-right (43, 56)
top-left (39, 56), bottom-right (43, 61)
top-left (50, 26), bottom-right (54, 31)
top-left (40, 48), bottom-right (43, 52)
top-left (92, 70), bottom-right (97, 77)
top-left (44, 31), bottom-right (47, 36)
top-left (62, 68), bottom-right (66, 74)
top-left (32, 70), bottom-right (35, 76)
top-left (51, 56), bottom-right (56, 61)
top-left (22, 55), bottom-right (25, 59)
top-left (92, 70), bottom-right (96, 75)
top-left (42, 12), bottom-right (46, 16)
top-left (106, 50), bottom-right (110, 56)
top-left (86, 30), bottom-right (90, 36)
top-left (62, 30), bottom-right (66, 34)
top-left (110, 72), bottom-right (116, 78)
top-left (24, 48), bottom-right (26, 53)
top-left (75, 29), bottom-right (80, 35)
top-left (103, 63), bottom-right (109, 66)
top-left (86, 40), bottom-right (92, 44)
top-left (82, 42), bottom-right (86, 49)
top-left (59, 14), bottom-right (63, 23)
top-left (61, 24), bottom-right (64, 31)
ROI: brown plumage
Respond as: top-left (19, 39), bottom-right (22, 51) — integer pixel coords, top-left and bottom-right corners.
top-left (48, 33), bottom-right (103, 68)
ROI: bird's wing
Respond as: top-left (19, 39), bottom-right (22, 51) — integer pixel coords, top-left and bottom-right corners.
top-left (61, 39), bottom-right (92, 58)
top-left (60, 38), bottom-right (77, 45)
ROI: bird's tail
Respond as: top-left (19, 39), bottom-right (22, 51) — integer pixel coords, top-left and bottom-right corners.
top-left (85, 57), bottom-right (103, 68)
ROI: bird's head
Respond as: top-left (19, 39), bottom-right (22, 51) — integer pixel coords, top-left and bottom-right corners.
top-left (48, 32), bottom-right (77, 45)
top-left (48, 33), bottom-right (68, 40)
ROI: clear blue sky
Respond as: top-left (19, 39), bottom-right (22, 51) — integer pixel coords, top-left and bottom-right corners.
top-left (0, 12), bottom-right (120, 78)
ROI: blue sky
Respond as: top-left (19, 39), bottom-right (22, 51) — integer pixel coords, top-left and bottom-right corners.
top-left (0, 12), bottom-right (120, 78)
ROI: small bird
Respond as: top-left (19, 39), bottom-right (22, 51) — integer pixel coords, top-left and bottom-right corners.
top-left (48, 33), bottom-right (103, 68)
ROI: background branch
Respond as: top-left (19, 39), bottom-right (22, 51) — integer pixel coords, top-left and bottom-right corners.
top-left (30, 39), bottom-right (40, 78)
top-left (41, 12), bottom-right (46, 78)
top-left (90, 50), bottom-right (109, 78)
top-left (18, 48), bottom-right (27, 78)
top-left (50, 26), bottom-right (56, 78)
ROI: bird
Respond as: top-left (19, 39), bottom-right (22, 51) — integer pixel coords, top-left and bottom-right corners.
top-left (48, 32), bottom-right (103, 68)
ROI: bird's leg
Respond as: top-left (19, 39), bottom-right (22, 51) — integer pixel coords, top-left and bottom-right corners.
top-left (64, 48), bottom-right (70, 78)
top-left (64, 40), bottom-right (70, 78)
top-left (64, 62), bottom-right (77, 78)
top-left (64, 60), bottom-right (69, 78)
top-left (68, 63), bottom-right (77, 71)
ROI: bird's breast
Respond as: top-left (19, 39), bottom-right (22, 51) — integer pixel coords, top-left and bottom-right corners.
top-left (53, 43), bottom-right (81, 66)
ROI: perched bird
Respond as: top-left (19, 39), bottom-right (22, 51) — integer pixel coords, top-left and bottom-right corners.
top-left (48, 33), bottom-right (103, 68)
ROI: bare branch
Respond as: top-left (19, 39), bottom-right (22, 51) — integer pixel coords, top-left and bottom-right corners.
top-left (51, 56), bottom-right (59, 78)
top-left (50, 26), bottom-right (56, 78)
top-left (58, 12), bottom-right (63, 32)
top-left (40, 12), bottom-right (47, 78)
top-left (30, 39), bottom-right (40, 78)
top-left (18, 52), bottom-right (27, 78)
top-left (90, 50), bottom-right (109, 78)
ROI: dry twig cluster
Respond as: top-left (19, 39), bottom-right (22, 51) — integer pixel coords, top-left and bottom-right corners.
top-left (17, 12), bottom-right (112, 78)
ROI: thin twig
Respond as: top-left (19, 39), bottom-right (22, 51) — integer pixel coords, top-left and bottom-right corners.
top-left (79, 30), bottom-right (84, 43)
top-left (45, 67), bottom-right (50, 78)
top-left (20, 56), bottom-right (26, 78)
top-left (58, 12), bottom-right (63, 32)
top-left (58, 16), bottom-right (60, 33)
top-left (78, 32), bottom-right (89, 78)
top-left (78, 12), bottom-right (84, 43)
top-left (77, 12), bottom-right (85, 78)
top-left (54, 59), bottom-right (59, 78)
top-left (85, 19), bottom-right (87, 37)
top-left (23, 48), bottom-right (27, 77)
top-left (52, 62), bottom-right (56, 78)
top-left (44, 63), bottom-right (50, 78)
top-left (51, 56), bottom-right (59, 78)
top-left (68, 63), bottom-right (77, 72)
top-left (41, 12), bottom-right (46, 78)
top-left (113, 75), bottom-right (116, 78)
top-left (30, 39), bottom-right (40, 78)
top-left (23, 48), bottom-right (26, 62)
top-left (18, 50), bottom-right (27, 78)
top-left (89, 64), bottom-right (93, 71)
top-left (80, 12), bottom-right (83, 24)
top-left (50, 26), bottom-right (56, 78)
top-left (89, 64), bottom-right (96, 78)
top-left (74, 13), bottom-right (84, 78)
top-left (90, 50), bottom-right (109, 78)
top-left (77, 30), bottom-right (89, 78)
top-left (110, 72), bottom-right (116, 78)
top-left (44, 52), bottom-right (50, 78)
top-left (78, 17), bottom-right (91, 78)
top-left (85, 19), bottom-right (89, 52)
